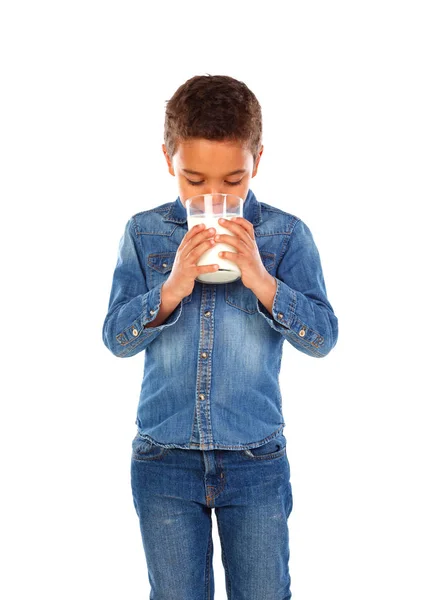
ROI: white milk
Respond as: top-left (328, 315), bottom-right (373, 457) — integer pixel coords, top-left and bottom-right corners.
top-left (187, 214), bottom-right (241, 283)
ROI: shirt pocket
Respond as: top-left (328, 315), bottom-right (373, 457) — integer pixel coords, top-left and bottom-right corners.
top-left (147, 251), bottom-right (192, 304)
top-left (224, 251), bottom-right (276, 313)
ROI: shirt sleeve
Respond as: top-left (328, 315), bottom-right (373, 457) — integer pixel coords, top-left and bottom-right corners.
top-left (256, 218), bottom-right (338, 357)
top-left (102, 216), bottom-right (183, 357)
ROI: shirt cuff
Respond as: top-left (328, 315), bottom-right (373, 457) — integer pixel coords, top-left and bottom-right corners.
top-left (115, 282), bottom-right (183, 347)
top-left (256, 277), bottom-right (325, 350)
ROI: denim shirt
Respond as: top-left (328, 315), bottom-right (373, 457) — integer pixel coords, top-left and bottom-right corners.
top-left (102, 188), bottom-right (338, 451)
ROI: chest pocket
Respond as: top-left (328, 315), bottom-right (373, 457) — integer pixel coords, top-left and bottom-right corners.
top-left (225, 251), bottom-right (276, 313)
top-left (147, 252), bottom-right (192, 304)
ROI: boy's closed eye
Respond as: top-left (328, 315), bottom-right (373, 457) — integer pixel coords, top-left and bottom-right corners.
top-left (186, 179), bottom-right (243, 187)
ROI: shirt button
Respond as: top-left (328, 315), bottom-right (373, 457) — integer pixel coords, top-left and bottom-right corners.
top-left (149, 309), bottom-right (155, 315)
top-left (201, 352), bottom-right (208, 359)
top-left (132, 328), bottom-right (139, 336)
top-left (299, 327), bottom-right (306, 337)
top-left (162, 263), bottom-right (168, 268)
top-left (277, 312), bottom-right (283, 319)
top-left (204, 310), bottom-right (211, 317)
top-left (199, 393), bottom-right (205, 400)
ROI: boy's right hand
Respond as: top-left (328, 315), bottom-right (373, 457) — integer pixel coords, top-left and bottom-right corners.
top-left (163, 224), bottom-right (219, 302)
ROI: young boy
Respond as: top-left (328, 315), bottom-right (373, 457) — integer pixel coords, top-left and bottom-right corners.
top-left (102, 74), bottom-right (338, 600)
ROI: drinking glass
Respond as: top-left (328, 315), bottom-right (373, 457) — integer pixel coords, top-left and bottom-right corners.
top-left (185, 193), bottom-right (243, 284)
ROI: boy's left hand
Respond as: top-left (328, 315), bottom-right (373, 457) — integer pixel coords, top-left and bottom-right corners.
top-left (215, 217), bottom-right (271, 291)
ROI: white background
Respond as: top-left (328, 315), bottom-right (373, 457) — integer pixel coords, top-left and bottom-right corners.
top-left (1, 1), bottom-right (430, 599)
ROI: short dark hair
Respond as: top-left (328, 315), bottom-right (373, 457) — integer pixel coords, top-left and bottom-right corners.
top-left (163, 74), bottom-right (262, 165)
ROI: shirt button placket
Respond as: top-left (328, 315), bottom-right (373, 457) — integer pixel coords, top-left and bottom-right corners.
top-left (196, 293), bottom-right (216, 448)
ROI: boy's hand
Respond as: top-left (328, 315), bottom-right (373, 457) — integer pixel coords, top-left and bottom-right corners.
top-left (164, 224), bottom-right (219, 302)
top-left (214, 217), bottom-right (273, 292)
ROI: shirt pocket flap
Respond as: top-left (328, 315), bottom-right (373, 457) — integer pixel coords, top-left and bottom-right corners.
top-left (260, 251), bottom-right (276, 272)
top-left (146, 251), bottom-right (192, 304)
top-left (147, 252), bottom-right (176, 274)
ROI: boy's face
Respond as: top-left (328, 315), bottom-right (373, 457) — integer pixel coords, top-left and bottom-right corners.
top-left (162, 138), bottom-right (263, 205)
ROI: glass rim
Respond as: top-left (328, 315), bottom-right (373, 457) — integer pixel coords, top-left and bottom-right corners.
top-left (185, 193), bottom-right (244, 208)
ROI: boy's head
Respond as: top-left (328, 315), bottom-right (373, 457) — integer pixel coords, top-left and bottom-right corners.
top-left (162, 74), bottom-right (264, 204)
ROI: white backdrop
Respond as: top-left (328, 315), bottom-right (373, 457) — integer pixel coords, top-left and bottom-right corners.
top-left (1, 1), bottom-right (430, 599)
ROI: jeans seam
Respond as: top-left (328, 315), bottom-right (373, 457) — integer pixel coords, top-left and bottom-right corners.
top-left (216, 512), bottom-right (232, 600)
top-left (205, 515), bottom-right (213, 600)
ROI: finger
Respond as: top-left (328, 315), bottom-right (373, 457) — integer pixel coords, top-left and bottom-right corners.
top-left (218, 218), bottom-right (255, 249)
top-left (223, 216), bottom-right (254, 235)
top-left (181, 225), bottom-right (215, 253)
top-left (219, 217), bottom-right (255, 241)
top-left (188, 223), bottom-right (206, 235)
top-left (217, 250), bottom-right (239, 262)
top-left (186, 236), bottom-right (217, 264)
top-left (197, 263), bottom-right (219, 274)
top-left (231, 216), bottom-right (254, 236)
top-left (214, 234), bottom-right (245, 251)
top-left (178, 223), bottom-right (204, 249)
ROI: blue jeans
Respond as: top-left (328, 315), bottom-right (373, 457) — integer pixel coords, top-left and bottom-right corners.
top-left (130, 431), bottom-right (293, 600)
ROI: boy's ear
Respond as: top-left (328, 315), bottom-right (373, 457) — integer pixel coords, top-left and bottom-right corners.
top-left (162, 144), bottom-right (175, 176)
top-left (251, 145), bottom-right (264, 177)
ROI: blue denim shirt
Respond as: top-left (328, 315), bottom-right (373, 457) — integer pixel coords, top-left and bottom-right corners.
top-left (102, 189), bottom-right (338, 451)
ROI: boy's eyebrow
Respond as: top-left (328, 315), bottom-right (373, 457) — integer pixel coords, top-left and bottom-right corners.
top-left (182, 168), bottom-right (247, 176)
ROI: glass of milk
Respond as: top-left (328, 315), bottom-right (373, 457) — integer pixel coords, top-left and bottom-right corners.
top-left (185, 193), bottom-right (244, 284)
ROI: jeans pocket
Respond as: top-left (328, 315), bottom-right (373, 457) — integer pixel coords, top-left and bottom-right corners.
top-left (242, 433), bottom-right (286, 460)
top-left (131, 433), bottom-right (170, 461)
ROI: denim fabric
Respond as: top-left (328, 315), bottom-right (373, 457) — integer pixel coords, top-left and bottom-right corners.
top-left (102, 189), bottom-right (338, 450)
top-left (131, 429), bottom-right (293, 600)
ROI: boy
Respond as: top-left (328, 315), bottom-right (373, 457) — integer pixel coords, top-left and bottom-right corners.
top-left (102, 74), bottom-right (338, 600)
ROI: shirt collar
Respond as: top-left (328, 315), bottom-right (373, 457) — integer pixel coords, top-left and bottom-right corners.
top-left (163, 188), bottom-right (262, 226)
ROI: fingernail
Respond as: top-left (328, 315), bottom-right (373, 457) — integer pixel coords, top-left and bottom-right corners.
top-left (219, 218), bottom-right (225, 223)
